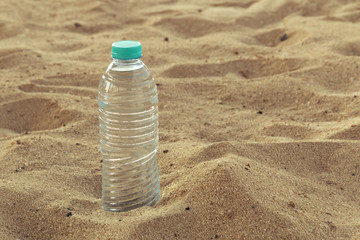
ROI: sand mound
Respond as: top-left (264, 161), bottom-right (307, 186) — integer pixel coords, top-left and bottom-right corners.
top-left (0, 98), bottom-right (79, 133)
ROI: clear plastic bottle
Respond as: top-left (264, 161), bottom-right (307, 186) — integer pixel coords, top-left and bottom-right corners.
top-left (98, 41), bottom-right (160, 212)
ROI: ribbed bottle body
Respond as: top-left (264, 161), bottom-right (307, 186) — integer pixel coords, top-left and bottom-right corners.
top-left (98, 59), bottom-right (160, 212)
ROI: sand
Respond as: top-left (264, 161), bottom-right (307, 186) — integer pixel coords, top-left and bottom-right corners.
top-left (0, 0), bottom-right (360, 239)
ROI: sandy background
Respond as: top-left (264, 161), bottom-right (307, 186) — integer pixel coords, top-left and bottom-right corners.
top-left (1, 0), bottom-right (360, 239)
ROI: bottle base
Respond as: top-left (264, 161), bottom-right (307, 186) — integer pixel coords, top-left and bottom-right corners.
top-left (102, 188), bottom-right (160, 212)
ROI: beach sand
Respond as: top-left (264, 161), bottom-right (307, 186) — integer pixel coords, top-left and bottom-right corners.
top-left (1, 0), bottom-right (360, 239)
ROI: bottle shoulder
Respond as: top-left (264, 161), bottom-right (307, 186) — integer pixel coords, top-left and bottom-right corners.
top-left (102, 59), bottom-right (153, 86)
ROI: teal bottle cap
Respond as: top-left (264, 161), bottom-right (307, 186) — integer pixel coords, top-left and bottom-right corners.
top-left (111, 40), bottom-right (142, 60)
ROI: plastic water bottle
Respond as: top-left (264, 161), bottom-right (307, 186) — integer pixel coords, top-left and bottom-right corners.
top-left (98, 40), bottom-right (160, 212)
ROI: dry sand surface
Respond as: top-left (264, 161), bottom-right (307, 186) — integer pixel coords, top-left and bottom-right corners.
top-left (1, 0), bottom-right (360, 239)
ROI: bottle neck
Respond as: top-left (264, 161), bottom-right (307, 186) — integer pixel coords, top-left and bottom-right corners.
top-left (110, 58), bottom-right (144, 71)
top-left (113, 58), bottom-right (141, 64)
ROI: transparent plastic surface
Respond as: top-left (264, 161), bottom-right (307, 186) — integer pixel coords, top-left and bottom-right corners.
top-left (98, 59), bottom-right (160, 212)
